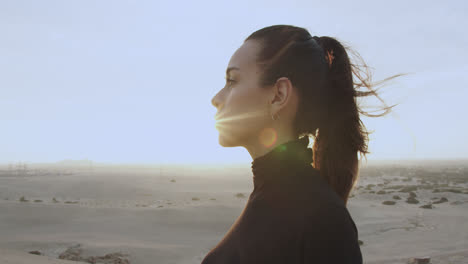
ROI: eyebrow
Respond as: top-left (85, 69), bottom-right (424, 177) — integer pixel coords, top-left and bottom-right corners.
top-left (226, 67), bottom-right (240, 76)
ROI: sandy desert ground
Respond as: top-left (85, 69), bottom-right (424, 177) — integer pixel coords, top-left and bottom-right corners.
top-left (0, 160), bottom-right (467, 264)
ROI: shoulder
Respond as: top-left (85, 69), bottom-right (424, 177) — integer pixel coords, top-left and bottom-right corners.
top-left (302, 202), bottom-right (362, 263)
top-left (304, 203), bottom-right (358, 239)
top-left (299, 167), bottom-right (362, 262)
top-left (299, 166), bottom-right (346, 209)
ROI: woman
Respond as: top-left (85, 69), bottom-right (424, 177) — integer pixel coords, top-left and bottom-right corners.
top-left (204, 25), bottom-right (399, 264)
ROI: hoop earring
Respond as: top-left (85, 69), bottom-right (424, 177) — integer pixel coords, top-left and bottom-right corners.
top-left (271, 113), bottom-right (279, 121)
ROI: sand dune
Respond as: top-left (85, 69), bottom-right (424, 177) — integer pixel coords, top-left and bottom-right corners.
top-left (0, 162), bottom-right (467, 264)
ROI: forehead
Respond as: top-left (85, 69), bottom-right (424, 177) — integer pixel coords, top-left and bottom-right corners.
top-left (227, 40), bottom-right (260, 75)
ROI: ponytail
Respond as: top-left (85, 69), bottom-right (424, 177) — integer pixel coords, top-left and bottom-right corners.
top-left (310, 36), bottom-right (363, 206)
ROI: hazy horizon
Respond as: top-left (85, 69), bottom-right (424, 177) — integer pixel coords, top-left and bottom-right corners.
top-left (1, 158), bottom-right (468, 168)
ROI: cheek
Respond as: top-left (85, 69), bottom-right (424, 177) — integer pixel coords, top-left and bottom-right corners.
top-left (225, 87), bottom-right (267, 129)
top-left (228, 86), bottom-right (264, 115)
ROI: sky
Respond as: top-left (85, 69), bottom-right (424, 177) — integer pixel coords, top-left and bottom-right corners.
top-left (1, 0), bottom-right (467, 164)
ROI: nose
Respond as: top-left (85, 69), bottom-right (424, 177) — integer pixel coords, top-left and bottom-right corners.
top-left (211, 94), bottom-right (220, 109)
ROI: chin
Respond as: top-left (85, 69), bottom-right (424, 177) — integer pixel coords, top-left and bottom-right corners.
top-left (217, 132), bottom-right (238, 147)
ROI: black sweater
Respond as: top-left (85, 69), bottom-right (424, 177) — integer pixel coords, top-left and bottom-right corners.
top-left (201, 136), bottom-right (363, 264)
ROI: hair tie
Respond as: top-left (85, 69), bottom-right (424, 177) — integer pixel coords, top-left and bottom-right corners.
top-left (325, 50), bottom-right (334, 68)
top-left (311, 36), bottom-right (334, 68)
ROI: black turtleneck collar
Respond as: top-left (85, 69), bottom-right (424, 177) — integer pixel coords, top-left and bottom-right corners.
top-left (251, 136), bottom-right (313, 188)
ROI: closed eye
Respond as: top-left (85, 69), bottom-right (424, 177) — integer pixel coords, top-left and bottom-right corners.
top-left (224, 77), bottom-right (236, 87)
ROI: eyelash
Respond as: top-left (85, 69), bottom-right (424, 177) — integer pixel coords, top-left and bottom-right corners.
top-left (225, 77), bottom-right (235, 87)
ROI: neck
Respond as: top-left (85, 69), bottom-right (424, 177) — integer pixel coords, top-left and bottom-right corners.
top-left (250, 135), bottom-right (313, 189)
top-left (245, 126), bottom-right (296, 160)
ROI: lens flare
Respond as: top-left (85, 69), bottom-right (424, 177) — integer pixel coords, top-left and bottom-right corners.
top-left (214, 109), bottom-right (266, 132)
top-left (215, 109), bottom-right (266, 124)
top-left (259, 127), bottom-right (277, 148)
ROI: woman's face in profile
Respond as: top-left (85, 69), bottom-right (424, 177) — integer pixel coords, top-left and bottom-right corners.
top-left (212, 40), bottom-right (272, 148)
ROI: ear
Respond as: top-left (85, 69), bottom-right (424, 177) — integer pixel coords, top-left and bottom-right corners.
top-left (270, 77), bottom-right (293, 113)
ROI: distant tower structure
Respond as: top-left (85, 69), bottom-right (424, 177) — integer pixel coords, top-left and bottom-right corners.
top-left (15, 162), bottom-right (21, 176)
top-left (23, 163), bottom-right (28, 176)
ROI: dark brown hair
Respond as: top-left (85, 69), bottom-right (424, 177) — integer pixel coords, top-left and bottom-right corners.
top-left (245, 25), bottom-right (403, 206)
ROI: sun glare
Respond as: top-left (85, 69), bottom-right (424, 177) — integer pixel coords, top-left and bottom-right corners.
top-left (259, 127), bottom-right (277, 148)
